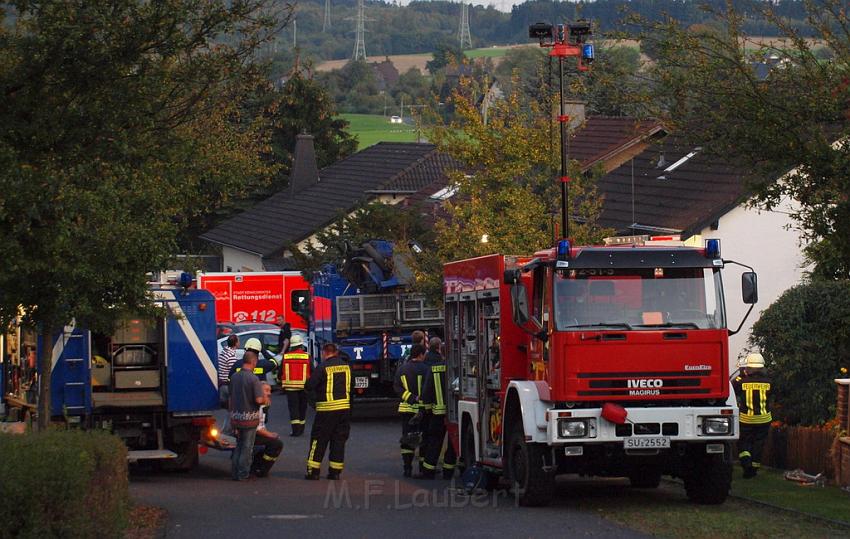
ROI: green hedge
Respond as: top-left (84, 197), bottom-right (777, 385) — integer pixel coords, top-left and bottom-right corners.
top-left (750, 280), bottom-right (850, 426)
top-left (0, 429), bottom-right (129, 538)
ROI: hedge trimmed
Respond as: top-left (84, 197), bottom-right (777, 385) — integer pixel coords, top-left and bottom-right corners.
top-left (0, 429), bottom-right (129, 538)
top-left (750, 280), bottom-right (850, 426)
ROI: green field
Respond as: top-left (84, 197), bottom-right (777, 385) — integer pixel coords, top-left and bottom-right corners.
top-left (341, 113), bottom-right (418, 149)
top-left (464, 46), bottom-right (511, 58)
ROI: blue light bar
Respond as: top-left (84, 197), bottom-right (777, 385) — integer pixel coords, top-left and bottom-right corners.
top-left (179, 272), bottom-right (193, 289)
top-left (705, 239), bottom-right (721, 259)
top-left (557, 239), bottom-right (571, 260)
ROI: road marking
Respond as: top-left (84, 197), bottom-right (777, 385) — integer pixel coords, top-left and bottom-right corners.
top-left (251, 514), bottom-right (323, 520)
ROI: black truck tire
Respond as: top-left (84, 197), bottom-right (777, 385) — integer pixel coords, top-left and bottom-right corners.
top-left (161, 440), bottom-right (199, 472)
top-left (507, 424), bottom-right (555, 506)
top-left (684, 452), bottom-right (732, 504)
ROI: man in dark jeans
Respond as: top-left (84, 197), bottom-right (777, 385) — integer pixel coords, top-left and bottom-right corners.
top-left (229, 350), bottom-right (269, 481)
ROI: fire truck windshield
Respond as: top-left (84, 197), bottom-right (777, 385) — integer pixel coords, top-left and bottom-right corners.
top-left (554, 267), bottom-right (726, 331)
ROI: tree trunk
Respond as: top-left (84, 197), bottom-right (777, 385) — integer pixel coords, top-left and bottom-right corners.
top-left (37, 321), bottom-right (55, 431)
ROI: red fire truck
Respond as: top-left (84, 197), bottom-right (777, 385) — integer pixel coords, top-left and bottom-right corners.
top-left (444, 236), bottom-right (758, 506)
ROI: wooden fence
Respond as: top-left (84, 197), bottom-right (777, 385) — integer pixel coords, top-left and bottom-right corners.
top-left (760, 425), bottom-right (839, 479)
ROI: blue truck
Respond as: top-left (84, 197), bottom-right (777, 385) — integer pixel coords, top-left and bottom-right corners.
top-left (0, 285), bottom-right (220, 470)
top-left (309, 240), bottom-right (443, 401)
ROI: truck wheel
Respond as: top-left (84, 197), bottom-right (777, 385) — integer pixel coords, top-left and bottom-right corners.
top-left (507, 424), bottom-right (555, 506)
top-left (684, 452), bottom-right (731, 504)
top-left (161, 441), bottom-right (199, 472)
top-left (628, 467), bottom-right (662, 489)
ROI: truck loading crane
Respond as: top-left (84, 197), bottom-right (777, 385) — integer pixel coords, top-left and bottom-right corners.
top-left (310, 240), bottom-right (442, 401)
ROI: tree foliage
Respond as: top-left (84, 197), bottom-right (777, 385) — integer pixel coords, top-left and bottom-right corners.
top-left (0, 0), bottom-right (289, 427)
top-left (416, 78), bottom-right (612, 300)
top-left (749, 280), bottom-right (850, 425)
top-left (632, 0), bottom-right (850, 279)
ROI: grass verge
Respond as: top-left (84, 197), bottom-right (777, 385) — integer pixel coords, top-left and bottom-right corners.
top-left (557, 476), bottom-right (848, 538)
top-left (340, 113), bottom-right (418, 149)
top-left (730, 466), bottom-right (850, 524)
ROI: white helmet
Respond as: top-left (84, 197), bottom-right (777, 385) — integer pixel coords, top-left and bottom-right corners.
top-left (290, 334), bottom-right (305, 348)
top-left (745, 353), bottom-right (765, 369)
top-left (244, 338), bottom-right (262, 353)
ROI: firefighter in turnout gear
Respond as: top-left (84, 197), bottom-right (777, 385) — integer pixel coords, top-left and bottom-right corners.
top-left (304, 343), bottom-right (352, 480)
top-left (231, 338), bottom-right (279, 379)
top-left (251, 383), bottom-right (284, 477)
top-left (419, 337), bottom-right (457, 479)
top-left (281, 334), bottom-right (311, 436)
top-left (733, 353), bottom-right (772, 479)
top-left (394, 343), bottom-right (429, 477)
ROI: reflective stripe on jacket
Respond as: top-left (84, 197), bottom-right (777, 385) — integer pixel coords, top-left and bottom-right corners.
top-left (282, 351), bottom-right (311, 390)
top-left (306, 356), bottom-right (351, 412)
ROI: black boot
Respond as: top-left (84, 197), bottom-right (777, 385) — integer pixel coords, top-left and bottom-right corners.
top-left (327, 470), bottom-right (341, 480)
top-left (403, 467), bottom-right (412, 478)
top-left (305, 469), bottom-right (320, 480)
top-left (442, 468), bottom-right (455, 480)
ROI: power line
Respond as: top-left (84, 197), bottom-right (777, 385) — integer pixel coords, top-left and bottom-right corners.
top-left (458, 1), bottom-right (472, 50)
top-left (323, 0), bottom-right (331, 32)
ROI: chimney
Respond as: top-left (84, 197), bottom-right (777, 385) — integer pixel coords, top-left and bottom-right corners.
top-left (290, 132), bottom-right (319, 196)
top-left (563, 100), bottom-right (586, 131)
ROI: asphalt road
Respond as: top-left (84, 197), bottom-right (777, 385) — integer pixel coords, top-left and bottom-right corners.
top-left (130, 393), bottom-right (646, 538)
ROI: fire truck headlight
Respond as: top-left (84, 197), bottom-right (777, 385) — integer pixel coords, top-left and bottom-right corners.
top-left (701, 417), bottom-right (731, 435)
top-left (559, 419), bottom-right (588, 438)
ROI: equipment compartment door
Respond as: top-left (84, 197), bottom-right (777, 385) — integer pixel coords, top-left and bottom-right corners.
top-left (50, 327), bottom-right (91, 417)
top-left (161, 292), bottom-right (219, 412)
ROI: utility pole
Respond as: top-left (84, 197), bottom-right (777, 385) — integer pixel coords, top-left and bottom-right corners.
top-left (400, 95), bottom-right (404, 121)
top-left (458, 1), bottom-right (472, 50)
top-left (293, 18), bottom-right (297, 48)
top-left (350, 0), bottom-right (368, 62)
top-left (323, 0), bottom-right (332, 32)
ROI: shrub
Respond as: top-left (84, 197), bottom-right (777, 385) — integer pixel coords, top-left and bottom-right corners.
top-left (749, 280), bottom-right (850, 426)
top-left (0, 429), bottom-right (129, 538)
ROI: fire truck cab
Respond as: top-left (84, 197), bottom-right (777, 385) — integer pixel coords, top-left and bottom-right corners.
top-left (444, 236), bottom-right (758, 506)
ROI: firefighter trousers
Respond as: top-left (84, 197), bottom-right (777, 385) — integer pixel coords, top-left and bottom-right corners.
top-left (286, 389), bottom-right (308, 434)
top-left (251, 432), bottom-right (283, 477)
top-left (739, 423), bottom-right (769, 471)
top-left (400, 412), bottom-right (421, 470)
top-left (422, 412), bottom-right (456, 475)
top-left (306, 410), bottom-right (350, 474)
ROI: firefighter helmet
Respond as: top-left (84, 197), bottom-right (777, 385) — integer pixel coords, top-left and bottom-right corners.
top-left (290, 334), bottom-right (305, 348)
top-left (745, 353), bottom-right (765, 369)
top-left (244, 338), bottom-right (262, 353)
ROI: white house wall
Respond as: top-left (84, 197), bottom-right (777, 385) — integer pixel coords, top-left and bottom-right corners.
top-left (221, 246), bottom-right (263, 272)
top-left (699, 197), bottom-right (808, 363)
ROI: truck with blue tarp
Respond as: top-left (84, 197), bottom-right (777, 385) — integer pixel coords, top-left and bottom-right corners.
top-left (309, 240), bottom-right (443, 401)
top-left (0, 284), bottom-right (220, 469)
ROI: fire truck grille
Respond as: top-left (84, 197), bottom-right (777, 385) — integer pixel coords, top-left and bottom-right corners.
top-left (577, 370), bottom-right (712, 397)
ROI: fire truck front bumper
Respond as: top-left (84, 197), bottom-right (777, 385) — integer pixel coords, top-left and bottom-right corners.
top-left (544, 405), bottom-right (740, 447)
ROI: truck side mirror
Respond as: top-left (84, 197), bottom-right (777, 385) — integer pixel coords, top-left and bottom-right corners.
top-left (510, 283), bottom-right (530, 325)
top-left (742, 272), bottom-right (758, 304)
top-left (503, 268), bottom-right (521, 284)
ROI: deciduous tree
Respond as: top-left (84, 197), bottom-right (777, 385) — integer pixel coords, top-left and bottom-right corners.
top-left (631, 1), bottom-right (850, 279)
top-left (0, 0), bottom-right (290, 428)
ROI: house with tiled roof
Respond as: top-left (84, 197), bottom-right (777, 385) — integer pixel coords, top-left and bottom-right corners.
top-left (596, 137), bottom-right (807, 360)
top-left (200, 135), bottom-right (459, 272)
